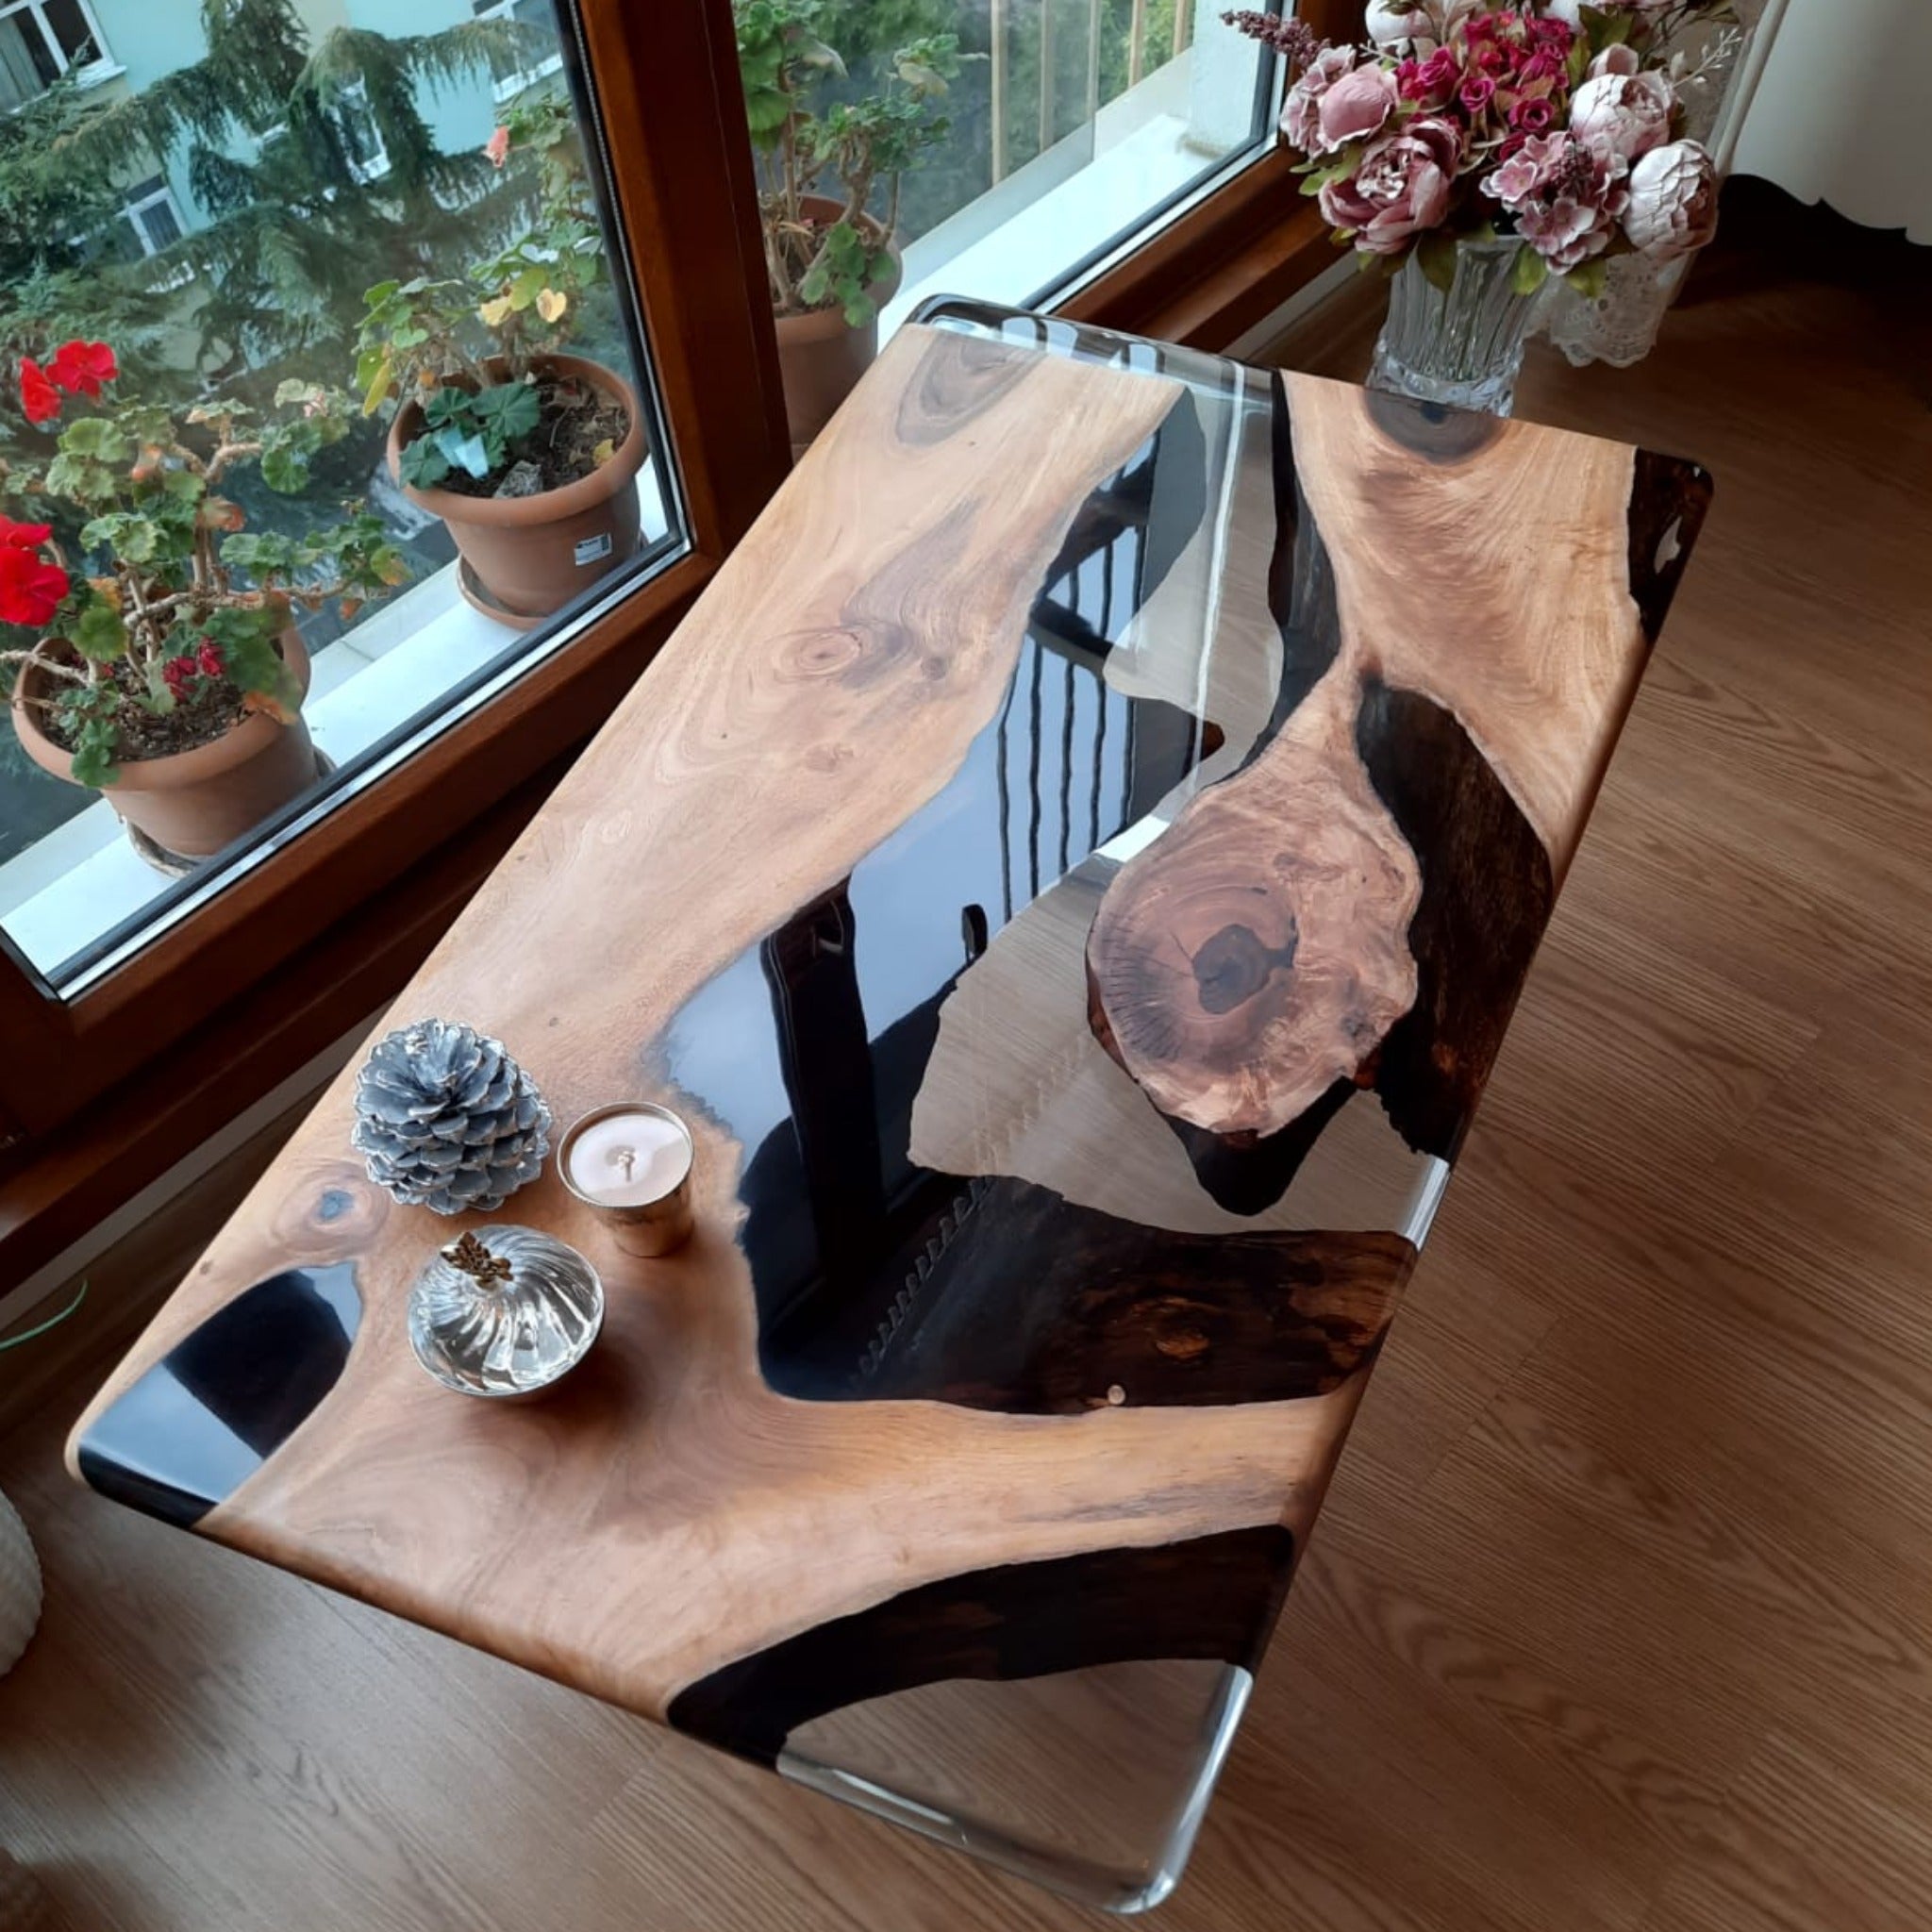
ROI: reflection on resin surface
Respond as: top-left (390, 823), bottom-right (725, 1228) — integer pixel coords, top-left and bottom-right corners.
top-left (74, 1262), bottom-right (359, 1527)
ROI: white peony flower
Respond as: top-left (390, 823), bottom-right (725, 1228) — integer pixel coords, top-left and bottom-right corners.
top-left (1624, 139), bottom-right (1720, 259)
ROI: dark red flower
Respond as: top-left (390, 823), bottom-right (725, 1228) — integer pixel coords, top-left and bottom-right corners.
top-left (1398, 46), bottom-right (1461, 106)
top-left (195, 637), bottom-right (225, 679)
top-left (1510, 94), bottom-right (1557, 133)
top-left (18, 358), bottom-right (59, 425)
top-left (162, 653), bottom-right (196, 700)
top-left (1532, 16), bottom-right (1574, 47)
top-left (1459, 73), bottom-right (1497, 112)
top-left (47, 340), bottom-right (117, 399)
top-left (0, 516), bottom-right (51, 551)
top-left (0, 541), bottom-right (70, 627)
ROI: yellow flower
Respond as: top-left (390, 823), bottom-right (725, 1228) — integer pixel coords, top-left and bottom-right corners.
top-left (478, 295), bottom-right (514, 328)
top-left (536, 288), bottom-right (568, 324)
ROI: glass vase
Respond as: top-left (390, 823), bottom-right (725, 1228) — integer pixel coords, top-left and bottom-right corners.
top-left (1367, 239), bottom-right (1542, 419)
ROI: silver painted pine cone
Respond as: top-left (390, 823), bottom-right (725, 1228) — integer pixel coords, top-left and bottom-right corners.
top-left (350, 1019), bottom-right (552, 1215)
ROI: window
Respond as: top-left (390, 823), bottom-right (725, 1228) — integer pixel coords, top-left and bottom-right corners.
top-left (0, 0), bottom-right (691, 998)
top-left (0, 0), bottom-right (1354, 1228)
top-left (734, 0), bottom-right (1282, 336)
top-left (121, 175), bottom-right (185, 255)
top-left (332, 81), bottom-right (391, 184)
top-left (0, 0), bottom-right (110, 111)
top-left (472, 0), bottom-right (566, 103)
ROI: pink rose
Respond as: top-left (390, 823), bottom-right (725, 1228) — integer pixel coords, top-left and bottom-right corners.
top-left (1320, 117), bottom-right (1460, 254)
top-left (483, 125), bottom-right (510, 169)
top-left (1281, 43), bottom-right (1358, 156)
top-left (1569, 68), bottom-right (1674, 160)
top-left (1319, 63), bottom-right (1401, 149)
top-left (1509, 94), bottom-right (1557, 134)
top-left (1624, 139), bottom-right (1719, 259)
top-left (1458, 72), bottom-right (1496, 112)
top-left (1588, 43), bottom-right (1641, 78)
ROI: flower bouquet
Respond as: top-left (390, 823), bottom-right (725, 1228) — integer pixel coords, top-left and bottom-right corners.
top-left (1, 340), bottom-right (408, 859)
top-left (1227, 0), bottom-right (1735, 410)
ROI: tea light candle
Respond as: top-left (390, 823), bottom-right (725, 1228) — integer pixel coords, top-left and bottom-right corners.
top-left (557, 1102), bottom-right (696, 1257)
top-left (565, 1108), bottom-right (691, 1207)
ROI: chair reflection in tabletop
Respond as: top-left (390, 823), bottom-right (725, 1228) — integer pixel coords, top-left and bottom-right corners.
top-left (70, 299), bottom-right (1709, 1910)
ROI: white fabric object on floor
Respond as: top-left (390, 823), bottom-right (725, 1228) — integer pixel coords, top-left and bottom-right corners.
top-left (0, 1488), bottom-right (42, 1677)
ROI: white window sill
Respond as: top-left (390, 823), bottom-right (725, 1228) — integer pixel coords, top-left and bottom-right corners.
top-left (883, 47), bottom-right (1260, 335)
top-left (0, 459), bottom-right (669, 981)
top-left (0, 560), bottom-right (503, 977)
top-left (493, 51), bottom-right (564, 103)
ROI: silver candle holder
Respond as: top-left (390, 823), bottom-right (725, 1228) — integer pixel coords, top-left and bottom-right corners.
top-left (556, 1101), bottom-right (696, 1257)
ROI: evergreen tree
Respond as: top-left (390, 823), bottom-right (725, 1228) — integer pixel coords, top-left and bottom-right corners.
top-left (60, 0), bottom-right (531, 374)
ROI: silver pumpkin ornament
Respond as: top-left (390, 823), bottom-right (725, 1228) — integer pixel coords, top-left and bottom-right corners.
top-left (350, 1018), bottom-right (552, 1214)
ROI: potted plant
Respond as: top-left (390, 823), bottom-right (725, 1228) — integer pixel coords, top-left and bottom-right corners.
top-left (356, 102), bottom-right (646, 626)
top-left (2, 341), bottom-right (408, 861)
top-left (735, 2), bottom-right (960, 447)
top-left (1225, 0), bottom-right (1730, 416)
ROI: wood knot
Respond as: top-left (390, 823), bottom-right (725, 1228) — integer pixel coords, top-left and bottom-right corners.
top-left (775, 625), bottom-right (865, 680)
top-left (1191, 921), bottom-right (1298, 1014)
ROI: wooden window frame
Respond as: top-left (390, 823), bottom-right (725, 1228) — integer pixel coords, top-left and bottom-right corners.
top-left (0, 0), bottom-right (1362, 1285)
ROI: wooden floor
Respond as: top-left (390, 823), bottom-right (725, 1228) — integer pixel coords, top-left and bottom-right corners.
top-left (5, 220), bottom-right (1931, 1930)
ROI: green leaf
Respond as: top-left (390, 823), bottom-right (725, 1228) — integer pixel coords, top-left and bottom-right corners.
top-left (474, 380), bottom-right (541, 442)
top-left (69, 710), bottom-right (120, 789)
top-left (1511, 244), bottom-right (1550, 296)
top-left (1564, 257), bottom-right (1609, 301)
top-left (58, 418), bottom-right (131, 463)
top-left (1417, 229), bottom-right (1460, 294)
top-left (259, 445), bottom-right (309, 494)
top-left (72, 595), bottom-right (127, 664)
top-left (399, 436), bottom-right (451, 490)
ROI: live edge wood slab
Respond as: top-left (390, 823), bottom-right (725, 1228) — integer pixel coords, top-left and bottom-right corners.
top-left (68, 303), bottom-right (1710, 1906)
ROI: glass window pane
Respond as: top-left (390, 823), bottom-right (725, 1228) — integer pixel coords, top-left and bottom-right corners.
top-left (41, 0), bottom-right (96, 64)
top-left (0, 0), bottom-right (685, 994)
top-left (734, 0), bottom-right (1276, 367)
top-left (0, 15), bottom-right (49, 108)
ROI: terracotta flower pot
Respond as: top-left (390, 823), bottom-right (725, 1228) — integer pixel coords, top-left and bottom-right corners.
top-left (11, 628), bottom-right (316, 861)
top-left (390, 352), bottom-right (647, 623)
top-left (774, 195), bottom-right (904, 451)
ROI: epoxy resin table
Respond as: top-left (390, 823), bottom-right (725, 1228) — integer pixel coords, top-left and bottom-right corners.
top-left (70, 303), bottom-right (1709, 1910)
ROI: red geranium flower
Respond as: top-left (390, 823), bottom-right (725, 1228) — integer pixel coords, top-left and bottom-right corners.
top-left (18, 357), bottom-right (59, 425)
top-left (195, 637), bottom-right (224, 679)
top-left (0, 516), bottom-right (52, 551)
top-left (0, 542), bottom-right (70, 628)
top-left (162, 653), bottom-right (196, 701)
top-left (48, 339), bottom-right (118, 399)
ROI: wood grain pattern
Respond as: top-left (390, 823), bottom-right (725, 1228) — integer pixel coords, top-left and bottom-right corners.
top-left (7, 234), bottom-right (1922, 1932)
top-left (66, 326), bottom-right (1381, 1726)
top-left (1083, 371), bottom-right (1696, 1192)
top-left (59, 307), bottom-right (1704, 1895)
